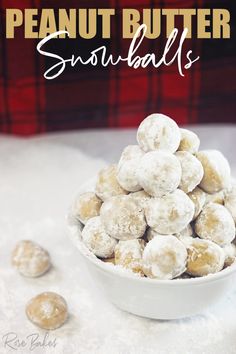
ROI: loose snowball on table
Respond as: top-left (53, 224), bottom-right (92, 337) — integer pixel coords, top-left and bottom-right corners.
top-left (26, 292), bottom-right (68, 330)
top-left (100, 195), bottom-right (147, 240)
top-left (223, 243), bottom-right (236, 267)
top-left (137, 151), bottom-right (181, 197)
top-left (196, 150), bottom-right (231, 193)
top-left (128, 190), bottom-right (151, 210)
top-left (195, 202), bottom-right (235, 246)
top-left (188, 187), bottom-right (206, 220)
top-left (117, 145), bottom-right (144, 192)
top-left (71, 192), bottom-right (102, 224)
top-left (176, 151), bottom-right (204, 193)
top-left (137, 113), bottom-right (181, 153)
top-left (114, 239), bottom-right (145, 275)
top-left (12, 240), bottom-right (51, 278)
top-left (81, 217), bottom-right (117, 258)
top-left (142, 236), bottom-right (187, 279)
top-left (145, 189), bottom-right (194, 234)
top-left (95, 164), bottom-right (128, 201)
top-left (186, 239), bottom-right (225, 277)
top-left (224, 187), bottom-right (236, 223)
top-left (178, 128), bottom-right (200, 154)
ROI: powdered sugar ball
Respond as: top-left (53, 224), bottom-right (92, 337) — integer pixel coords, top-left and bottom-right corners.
top-left (145, 189), bottom-right (194, 234)
top-left (137, 113), bottom-right (181, 153)
top-left (100, 195), bottom-right (146, 240)
top-left (223, 243), bottom-right (236, 267)
top-left (95, 164), bottom-right (128, 201)
top-left (195, 203), bottom-right (235, 246)
top-left (26, 292), bottom-right (68, 330)
top-left (81, 217), bottom-right (117, 258)
top-left (188, 187), bottom-right (206, 220)
top-left (196, 150), bottom-right (231, 193)
top-left (143, 236), bottom-right (187, 279)
top-left (12, 240), bottom-right (51, 277)
top-left (176, 151), bottom-right (204, 193)
top-left (224, 187), bottom-right (236, 222)
top-left (114, 239), bottom-right (145, 275)
top-left (128, 190), bottom-right (151, 210)
top-left (118, 145), bottom-right (144, 167)
top-left (117, 146), bottom-right (144, 192)
top-left (186, 239), bottom-right (225, 277)
top-left (137, 151), bottom-right (181, 197)
top-left (178, 128), bottom-right (200, 154)
top-left (71, 192), bottom-right (102, 224)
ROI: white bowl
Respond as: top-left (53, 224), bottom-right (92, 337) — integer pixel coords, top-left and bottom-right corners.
top-left (68, 182), bottom-right (236, 320)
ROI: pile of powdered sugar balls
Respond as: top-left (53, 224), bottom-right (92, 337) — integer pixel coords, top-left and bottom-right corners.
top-left (72, 113), bottom-right (236, 280)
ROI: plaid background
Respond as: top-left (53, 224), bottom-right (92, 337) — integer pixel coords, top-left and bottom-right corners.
top-left (0, 0), bottom-right (235, 135)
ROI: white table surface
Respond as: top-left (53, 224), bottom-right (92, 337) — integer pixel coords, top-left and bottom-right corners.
top-left (0, 125), bottom-right (236, 354)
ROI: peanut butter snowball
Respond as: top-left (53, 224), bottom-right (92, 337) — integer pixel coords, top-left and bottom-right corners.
top-left (100, 195), bottom-right (147, 240)
top-left (137, 151), bottom-right (181, 197)
top-left (176, 151), bottom-right (204, 193)
top-left (118, 145), bottom-right (144, 167)
top-left (195, 203), bottom-right (235, 246)
top-left (81, 217), bottom-right (117, 258)
top-left (117, 146), bottom-right (144, 192)
top-left (114, 239), bottom-right (145, 275)
top-left (95, 164), bottom-right (128, 201)
top-left (137, 113), bottom-right (181, 153)
top-left (178, 128), bottom-right (200, 154)
top-left (188, 187), bottom-right (206, 220)
top-left (223, 243), bottom-right (236, 267)
top-left (26, 292), bottom-right (68, 330)
top-left (186, 239), bottom-right (225, 277)
top-left (196, 150), bottom-right (231, 194)
top-left (145, 189), bottom-right (194, 234)
top-left (205, 190), bottom-right (225, 205)
top-left (12, 240), bottom-right (51, 278)
top-left (142, 236), bottom-right (187, 279)
top-left (224, 187), bottom-right (236, 223)
top-left (71, 192), bottom-right (102, 224)
top-left (128, 190), bottom-right (151, 210)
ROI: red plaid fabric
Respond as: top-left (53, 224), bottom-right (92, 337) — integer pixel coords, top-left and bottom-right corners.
top-left (0, 0), bottom-right (235, 135)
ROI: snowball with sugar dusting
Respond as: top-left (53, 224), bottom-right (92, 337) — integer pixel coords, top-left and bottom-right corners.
top-left (128, 190), bottom-right (151, 210)
top-left (196, 150), bottom-right (231, 193)
top-left (195, 202), bottom-right (235, 246)
top-left (95, 164), bottom-right (128, 201)
top-left (137, 113), bottom-right (181, 153)
top-left (71, 191), bottom-right (102, 224)
top-left (224, 186), bottom-right (236, 223)
top-left (176, 151), bottom-right (204, 193)
top-left (188, 187), bottom-right (206, 220)
top-left (12, 240), bottom-right (51, 277)
top-left (145, 189), bottom-right (194, 234)
top-left (100, 195), bottom-right (147, 240)
top-left (186, 239), bottom-right (225, 277)
top-left (81, 216), bottom-right (117, 258)
top-left (142, 235), bottom-right (187, 279)
top-left (26, 292), bottom-right (68, 330)
top-left (114, 239), bottom-right (145, 275)
top-left (178, 128), bottom-right (200, 154)
top-left (117, 146), bottom-right (144, 192)
top-left (137, 151), bottom-right (181, 197)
